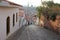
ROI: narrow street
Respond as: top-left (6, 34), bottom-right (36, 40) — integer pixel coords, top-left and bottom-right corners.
top-left (7, 25), bottom-right (60, 40)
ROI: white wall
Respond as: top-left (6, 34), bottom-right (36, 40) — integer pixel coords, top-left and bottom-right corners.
top-left (0, 7), bottom-right (20, 40)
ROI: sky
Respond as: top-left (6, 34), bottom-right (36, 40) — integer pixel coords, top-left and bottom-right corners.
top-left (8, 0), bottom-right (60, 7)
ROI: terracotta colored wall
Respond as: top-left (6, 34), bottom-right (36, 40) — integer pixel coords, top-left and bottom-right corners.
top-left (40, 14), bottom-right (60, 31)
top-left (39, 14), bottom-right (45, 26)
top-left (50, 20), bottom-right (58, 30)
top-left (50, 15), bottom-right (60, 30)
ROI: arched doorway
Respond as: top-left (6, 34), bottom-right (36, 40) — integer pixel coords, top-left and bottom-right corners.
top-left (16, 13), bottom-right (18, 22)
top-left (6, 16), bottom-right (10, 35)
top-left (13, 14), bottom-right (15, 26)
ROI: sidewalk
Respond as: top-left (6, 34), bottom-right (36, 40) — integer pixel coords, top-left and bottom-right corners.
top-left (6, 25), bottom-right (27, 40)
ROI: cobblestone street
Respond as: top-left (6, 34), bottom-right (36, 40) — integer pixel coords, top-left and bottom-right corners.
top-left (7, 25), bottom-right (60, 40)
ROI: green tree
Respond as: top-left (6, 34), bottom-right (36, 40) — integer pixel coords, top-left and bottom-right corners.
top-left (36, 1), bottom-right (60, 19)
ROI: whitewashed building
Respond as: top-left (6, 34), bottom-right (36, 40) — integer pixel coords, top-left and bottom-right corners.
top-left (0, 0), bottom-right (23, 40)
top-left (19, 7), bottom-right (27, 28)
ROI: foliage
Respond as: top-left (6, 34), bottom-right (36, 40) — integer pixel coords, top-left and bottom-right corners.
top-left (36, 1), bottom-right (60, 19)
top-left (36, 6), bottom-right (42, 18)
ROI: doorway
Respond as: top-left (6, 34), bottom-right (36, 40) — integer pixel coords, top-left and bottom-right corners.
top-left (6, 16), bottom-right (10, 35)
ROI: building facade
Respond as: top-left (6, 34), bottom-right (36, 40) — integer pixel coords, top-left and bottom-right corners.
top-left (0, 0), bottom-right (23, 40)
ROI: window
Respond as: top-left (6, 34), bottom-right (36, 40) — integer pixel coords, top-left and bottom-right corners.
top-left (16, 13), bottom-right (18, 22)
top-left (13, 14), bottom-right (15, 26)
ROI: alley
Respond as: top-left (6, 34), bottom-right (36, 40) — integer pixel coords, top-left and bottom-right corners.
top-left (7, 25), bottom-right (60, 40)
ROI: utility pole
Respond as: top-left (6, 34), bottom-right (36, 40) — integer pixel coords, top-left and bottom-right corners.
top-left (26, 0), bottom-right (30, 25)
top-left (41, 0), bottom-right (42, 4)
top-left (28, 0), bottom-right (29, 7)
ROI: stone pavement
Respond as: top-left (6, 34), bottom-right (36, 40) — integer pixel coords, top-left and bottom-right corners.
top-left (7, 25), bottom-right (60, 40)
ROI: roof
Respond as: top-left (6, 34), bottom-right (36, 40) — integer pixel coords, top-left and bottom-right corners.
top-left (5, 0), bottom-right (23, 7)
top-left (0, 5), bottom-right (19, 8)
